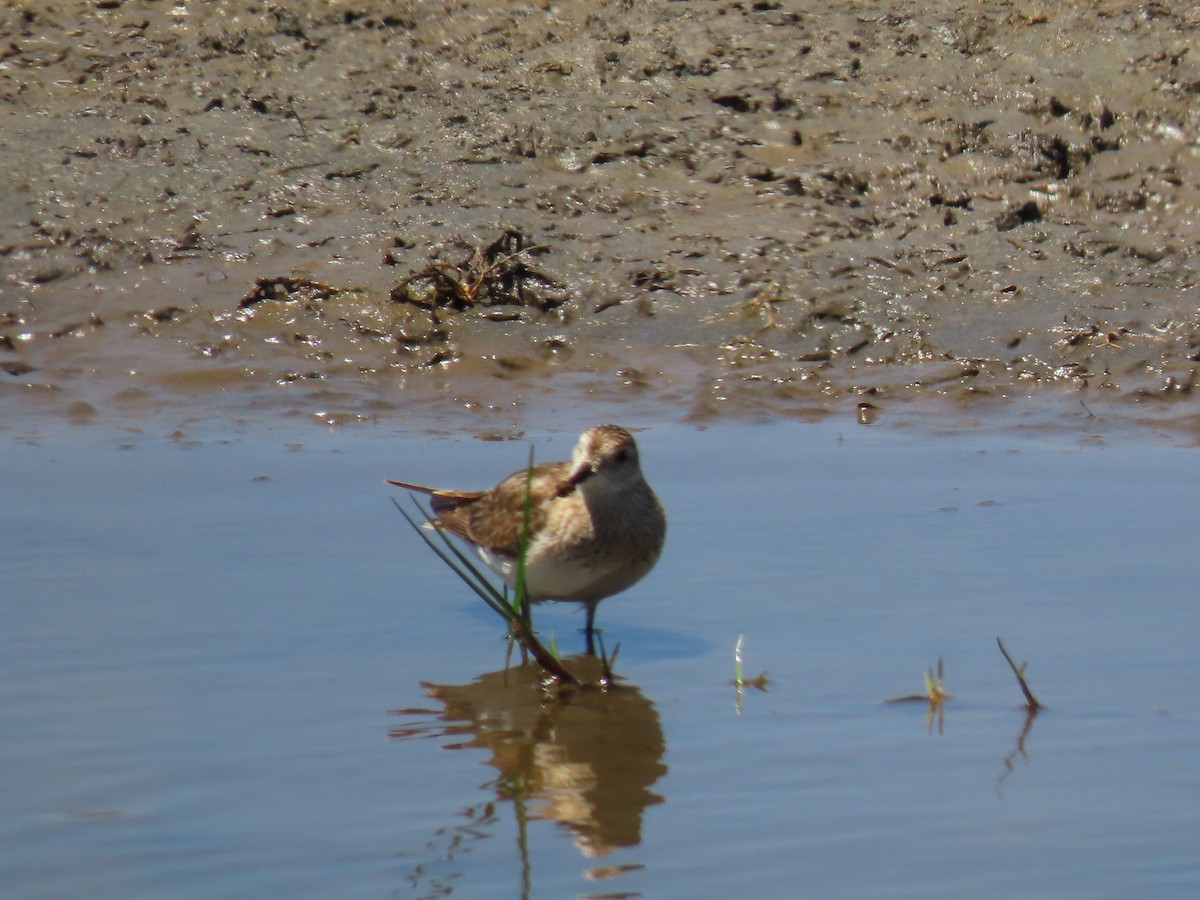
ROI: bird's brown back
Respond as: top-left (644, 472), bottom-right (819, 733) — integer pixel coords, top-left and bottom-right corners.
top-left (431, 461), bottom-right (573, 557)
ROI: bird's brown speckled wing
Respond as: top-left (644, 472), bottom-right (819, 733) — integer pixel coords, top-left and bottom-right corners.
top-left (393, 461), bottom-right (574, 556)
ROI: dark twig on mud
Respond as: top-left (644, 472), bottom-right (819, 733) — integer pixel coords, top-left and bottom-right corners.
top-left (238, 276), bottom-right (342, 307)
top-left (997, 637), bottom-right (1044, 710)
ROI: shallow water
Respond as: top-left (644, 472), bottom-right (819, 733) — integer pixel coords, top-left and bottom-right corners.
top-left (4, 416), bottom-right (1199, 899)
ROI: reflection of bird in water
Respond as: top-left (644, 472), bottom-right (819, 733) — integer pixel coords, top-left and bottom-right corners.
top-left (391, 655), bottom-right (666, 859)
top-left (388, 424), bottom-right (667, 653)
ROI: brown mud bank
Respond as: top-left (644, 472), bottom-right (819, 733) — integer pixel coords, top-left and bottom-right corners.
top-left (2, 1), bottom-right (1198, 432)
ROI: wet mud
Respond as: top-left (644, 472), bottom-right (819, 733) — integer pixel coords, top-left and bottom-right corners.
top-left (2, 1), bottom-right (1198, 430)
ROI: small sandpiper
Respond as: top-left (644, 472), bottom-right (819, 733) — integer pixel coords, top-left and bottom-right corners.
top-left (389, 424), bottom-right (666, 653)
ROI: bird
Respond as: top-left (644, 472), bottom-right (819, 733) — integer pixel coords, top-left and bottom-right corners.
top-left (389, 424), bottom-right (666, 654)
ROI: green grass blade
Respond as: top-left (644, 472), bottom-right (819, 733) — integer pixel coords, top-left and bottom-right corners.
top-left (513, 445), bottom-right (535, 629)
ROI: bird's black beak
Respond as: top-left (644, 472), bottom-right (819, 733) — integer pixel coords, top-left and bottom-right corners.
top-left (566, 462), bottom-right (595, 489)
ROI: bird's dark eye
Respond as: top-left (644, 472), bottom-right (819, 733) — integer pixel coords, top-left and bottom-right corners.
top-left (615, 447), bottom-right (630, 463)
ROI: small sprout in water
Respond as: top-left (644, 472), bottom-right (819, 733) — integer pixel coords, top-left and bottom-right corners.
top-left (923, 657), bottom-right (952, 704)
top-left (732, 634), bottom-right (771, 691)
top-left (887, 657), bottom-right (954, 705)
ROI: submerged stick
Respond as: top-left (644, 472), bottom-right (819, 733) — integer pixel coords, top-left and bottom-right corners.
top-left (996, 637), bottom-right (1043, 710)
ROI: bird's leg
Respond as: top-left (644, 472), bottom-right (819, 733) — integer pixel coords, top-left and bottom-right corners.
top-left (584, 602), bottom-right (598, 656)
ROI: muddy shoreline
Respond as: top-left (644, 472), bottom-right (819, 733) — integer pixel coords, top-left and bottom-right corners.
top-left (2, 1), bottom-right (1198, 433)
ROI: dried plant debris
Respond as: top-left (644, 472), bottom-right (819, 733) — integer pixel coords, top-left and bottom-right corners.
top-left (390, 229), bottom-right (568, 313)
